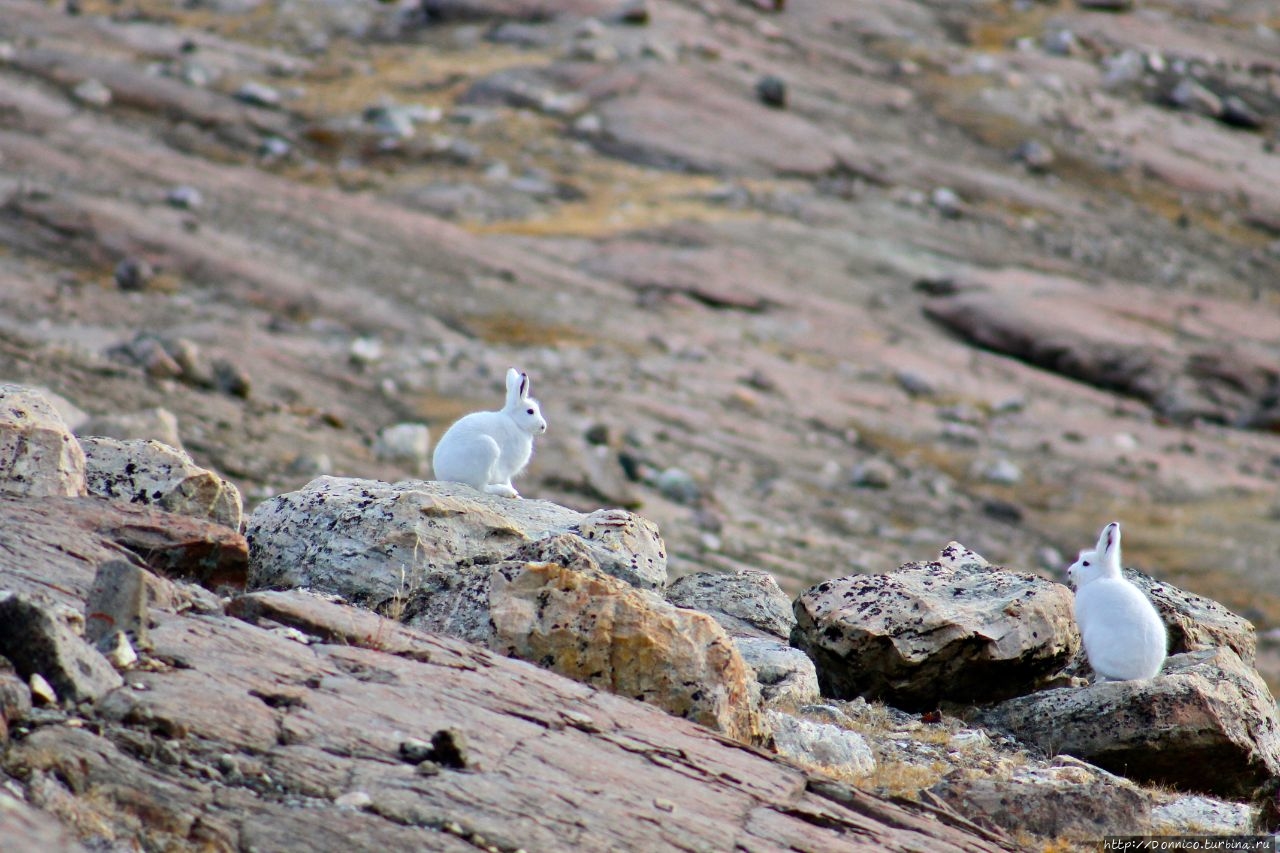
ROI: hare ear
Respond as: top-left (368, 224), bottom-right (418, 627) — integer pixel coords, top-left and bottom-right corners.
top-left (1099, 522), bottom-right (1120, 561)
top-left (519, 372), bottom-right (530, 400)
top-left (505, 368), bottom-right (522, 407)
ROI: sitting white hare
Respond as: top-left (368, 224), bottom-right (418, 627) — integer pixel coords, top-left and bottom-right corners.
top-left (432, 368), bottom-right (547, 498)
top-left (1068, 521), bottom-right (1167, 681)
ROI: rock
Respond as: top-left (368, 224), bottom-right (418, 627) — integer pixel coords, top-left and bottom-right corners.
top-left (755, 75), bottom-right (786, 109)
top-left (654, 466), bottom-right (701, 504)
top-left (792, 545), bottom-right (1078, 710)
top-left (113, 256), bottom-right (154, 291)
top-left (973, 457), bottom-right (1021, 485)
top-left (462, 68), bottom-right (590, 117)
top-left (234, 80), bottom-right (280, 108)
top-left (615, 0), bottom-right (648, 25)
top-left (489, 560), bottom-right (767, 744)
top-left (931, 187), bottom-right (963, 219)
top-left (28, 673), bottom-right (57, 706)
top-left (0, 786), bottom-right (87, 852)
top-left (1150, 794), bottom-right (1256, 834)
top-left (1166, 78), bottom-right (1223, 120)
top-left (165, 185), bottom-right (203, 210)
top-left (0, 664), bottom-right (33, 740)
top-left (71, 77), bottom-right (111, 106)
top-left (247, 478), bottom-right (667, 609)
top-left (81, 437), bottom-right (243, 530)
top-left (372, 423), bottom-right (431, 474)
top-left (0, 594), bottom-right (123, 703)
top-left (975, 648), bottom-right (1280, 797)
top-left (0, 496), bottom-right (248, 594)
top-left (735, 637), bottom-right (821, 708)
top-left (1013, 139), bottom-right (1054, 172)
top-left (666, 569), bottom-right (795, 639)
top-left (78, 407), bottom-right (184, 449)
top-left (84, 559), bottom-right (149, 649)
top-left (1126, 569), bottom-right (1254, 662)
top-left (98, 630), bottom-right (138, 669)
top-left (420, 0), bottom-right (618, 22)
top-left (1077, 0), bottom-right (1133, 8)
top-left (929, 758), bottom-right (1152, 839)
top-left (0, 385), bottom-right (87, 498)
top-left (766, 710), bottom-right (876, 777)
top-left (1220, 95), bottom-right (1264, 130)
top-left (851, 458), bottom-right (895, 489)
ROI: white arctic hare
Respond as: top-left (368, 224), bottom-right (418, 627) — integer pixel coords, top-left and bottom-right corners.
top-left (1068, 521), bottom-right (1167, 682)
top-left (432, 368), bottom-right (547, 498)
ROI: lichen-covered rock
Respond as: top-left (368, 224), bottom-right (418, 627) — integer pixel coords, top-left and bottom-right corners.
top-left (766, 710), bottom-right (876, 778)
top-left (246, 478), bottom-right (667, 609)
top-left (929, 757), bottom-right (1153, 839)
top-left (1127, 569), bottom-right (1255, 662)
top-left (0, 385), bottom-right (87, 497)
top-left (81, 437), bottom-right (243, 530)
top-left (975, 647), bottom-right (1280, 798)
top-left (666, 568), bottom-right (795, 640)
top-left (791, 545), bottom-right (1078, 710)
top-left (1150, 794), bottom-right (1256, 835)
top-left (735, 637), bottom-right (820, 709)
top-left (490, 560), bottom-right (767, 745)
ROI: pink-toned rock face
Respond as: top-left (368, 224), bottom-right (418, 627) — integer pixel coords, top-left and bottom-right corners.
top-left (977, 647), bottom-right (1280, 799)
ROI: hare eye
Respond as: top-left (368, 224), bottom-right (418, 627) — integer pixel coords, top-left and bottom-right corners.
top-left (1082, 561), bottom-right (1090, 567)
top-left (526, 408), bottom-right (535, 415)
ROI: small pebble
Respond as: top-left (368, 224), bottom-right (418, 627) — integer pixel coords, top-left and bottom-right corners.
top-left (72, 78), bottom-right (112, 106)
top-left (756, 75), bottom-right (787, 109)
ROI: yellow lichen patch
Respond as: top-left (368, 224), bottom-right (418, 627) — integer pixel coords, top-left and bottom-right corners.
top-left (470, 167), bottom-right (772, 238)
top-left (457, 313), bottom-right (596, 347)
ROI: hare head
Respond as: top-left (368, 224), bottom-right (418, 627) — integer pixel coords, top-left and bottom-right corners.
top-left (503, 367), bottom-right (547, 436)
top-left (1067, 521), bottom-right (1122, 589)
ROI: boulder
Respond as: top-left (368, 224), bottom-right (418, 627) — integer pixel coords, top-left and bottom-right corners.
top-left (1127, 569), bottom-right (1255, 662)
top-left (735, 637), bottom-right (821, 709)
top-left (81, 437), bottom-right (243, 530)
top-left (975, 648), bottom-right (1280, 797)
top-left (766, 710), bottom-right (876, 778)
top-left (0, 384), bottom-right (87, 497)
top-left (0, 594), bottom-right (123, 704)
top-left (372, 423), bottom-right (431, 474)
top-left (489, 560), bottom-right (767, 744)
top-left (246, 478), bottom-right (667, 610)
top-left (666, 568), bottom-right (795, 640)
top-left (929, 758), bottom-right (1153, 839)
top-left (791, 544), bottom-right (1078, 710)
top-left (1150, 794), bottom-right (1256, 834)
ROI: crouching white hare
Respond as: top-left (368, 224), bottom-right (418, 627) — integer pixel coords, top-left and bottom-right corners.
top-left (1068, 521), bottom-right (1167, 682)
top-left (432, 368), bottom-right (547, 498)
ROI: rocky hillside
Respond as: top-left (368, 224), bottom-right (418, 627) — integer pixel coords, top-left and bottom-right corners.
top-left (0, 382), bottom-right (1276, 850)
top-left (3, 0), bottom-right (1280, 688)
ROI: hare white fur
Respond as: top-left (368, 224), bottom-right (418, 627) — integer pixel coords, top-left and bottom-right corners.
top-left (431, 368), bottom-right (547, 498)
top-left (1067, 521), bottom-right (1167, 682)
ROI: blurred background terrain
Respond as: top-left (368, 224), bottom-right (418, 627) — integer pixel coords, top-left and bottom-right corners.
top-left (1, 0), bottom-right (1278, 688)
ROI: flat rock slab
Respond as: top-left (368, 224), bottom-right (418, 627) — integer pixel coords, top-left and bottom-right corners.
top-left (923, 272), bottom-right (1280, 429)
top-left (246, 477), bottom-right (668, 610)
top-left (78, 588), bottom-right (1014, 852)
top-left (930, 758), bottom-right (1153, 839)
top-left (0, 495), bottom-right (247, 600)
top-left (792, 553), bottom-right (1077, 711)
top-left (975, 648), bottom-right (1280, 798)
